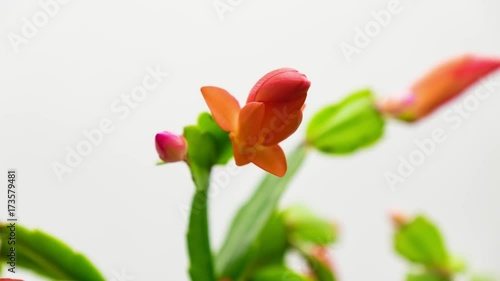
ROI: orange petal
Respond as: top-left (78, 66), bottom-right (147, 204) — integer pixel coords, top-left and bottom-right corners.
top-left (230, 134), bottom-right (251, 166)
top-left (201, 86), bottom-right (240, 132)
top-left (251, 145), bottom-right (287, 177)
top-left (236, 102), bottom-right (265, 146)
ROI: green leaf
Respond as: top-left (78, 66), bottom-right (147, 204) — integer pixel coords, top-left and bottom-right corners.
top-left (406, 272), bottom-right (450, 281)
top-left (215, 144), bottom-right (309, 279)
top-left (0, 223), bottom-right (105, 281)
top-left (283, 205), bottom-right (337, 246)
top-left (186, 164), bottom-right (216, 281)
top-left (236, 211), bottom-right (289, 279)
top-left (394, 216), bottom-right (449, 268)
top-left (250, 265), bottom-right (314, 281)
top-left (306, 89), bottom-right (385, 154)
top-left (197, 112), bottom-right (233, 165)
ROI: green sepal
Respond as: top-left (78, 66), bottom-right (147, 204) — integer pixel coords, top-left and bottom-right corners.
top-left (197, 112), bottom-right (233, 165)
top-left (183, 125), bottom-right (218, 170)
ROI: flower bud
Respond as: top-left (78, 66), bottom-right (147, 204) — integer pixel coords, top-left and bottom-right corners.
top-left (379, 55), bottom-right (500, 121)
top-left (155, 131), bottom-right (187, 163)
top-left (246, 68), bottom-right (310, 104)
top-left (246, 68), bottom-right (311, 147)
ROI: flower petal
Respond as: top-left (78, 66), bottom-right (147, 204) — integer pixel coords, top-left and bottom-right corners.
top-left (251, 144), bottom-right (287, 177)
top-left (260, 95), bottom-right (306, 145)
top-left (230, 133), bottom-right (251, 166)
top-left (201, 86), bottom-right (240, 132)
top-left (263, 109), bottom-right (303, 146)
top-left (411, 55), bottom-right (500, 119)
top-left (236, 102), bottom-right (266, 146)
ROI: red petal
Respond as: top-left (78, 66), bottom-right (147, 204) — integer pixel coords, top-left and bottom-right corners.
top-left (247, 68), bottom-right (310, 104)
top-left (260, 95), bottom-right (306, 145)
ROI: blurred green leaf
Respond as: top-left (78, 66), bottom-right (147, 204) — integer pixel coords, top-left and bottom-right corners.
top-left (301, 249), bottom-right (336, 281)
top-left (283, 205), bottom-right (337, 246)
top-left (197, 112), bottom-right (233, 165)
top-left (250, 265), bottom-right (314, 281)
top-left (306, 89), bottom-right (385, 154)
top-left (448, 255), bottom-right (467, 273)
top-left (406, 272), bottom-right (450, 281)
top-left (0, 223), bottom-right (105, 281)
top-left (215, 145), bottom-right (308, 279)
top-left (471, 275), bottom-right (497, 281)
top-left (247, 211), bottom-right (288, 268)
top-left (394, 216), bottom-right (449, 267)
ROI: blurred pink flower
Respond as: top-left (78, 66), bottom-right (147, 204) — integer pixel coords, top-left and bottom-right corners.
top-left (379, 55), bottom-right (500, 121)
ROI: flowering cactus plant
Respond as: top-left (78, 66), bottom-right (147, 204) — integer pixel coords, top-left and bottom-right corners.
top-left (152, 55), bottom-right (500, 281)
top-left (0, 55), bottom-right (499, 281)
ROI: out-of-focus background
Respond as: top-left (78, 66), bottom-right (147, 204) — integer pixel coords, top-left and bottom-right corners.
top-left (1, 0), bottom-right (499, 280)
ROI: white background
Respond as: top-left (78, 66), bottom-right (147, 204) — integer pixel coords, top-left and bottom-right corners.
top-left (1, 0), bottom-right (500, 280)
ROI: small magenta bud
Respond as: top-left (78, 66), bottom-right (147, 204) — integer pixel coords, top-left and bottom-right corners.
top-left (155, 131), bottom-right (188, 163)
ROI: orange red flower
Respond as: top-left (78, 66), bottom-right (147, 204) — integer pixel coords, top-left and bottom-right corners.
top-left (201, 68), bottom-right (310, 177)
top-left (379, 55), bottom-right (500, 121)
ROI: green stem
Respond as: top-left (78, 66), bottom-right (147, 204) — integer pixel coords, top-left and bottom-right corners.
top-left (187, 164), bottom-right (216, 281)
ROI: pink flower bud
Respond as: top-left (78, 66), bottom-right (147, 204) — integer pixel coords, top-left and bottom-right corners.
top-left (155, 131), bottom-right (187, 163)
top-left (246, 68), bottom-right (310, 104)
top-left (379, 55), bottom-right (500, 121)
